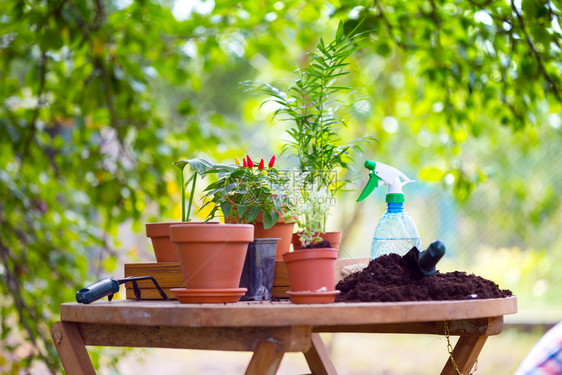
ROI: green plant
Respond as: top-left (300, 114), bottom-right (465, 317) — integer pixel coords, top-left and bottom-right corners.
top-left (173, 158), bottom-right (215, 221)
top-left (247, 21), bottom-right (371, 240)
top-left (248, 22), bottom-right (371, 191)
top-left (284, 169), bottom-right (326, 247)
top-left (294, 202), bottom-right (325, 247)
top-left (202, 155), bottom-right (294, 229)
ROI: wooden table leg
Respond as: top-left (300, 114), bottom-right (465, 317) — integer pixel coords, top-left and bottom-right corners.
top-left (441, 335), bottom-right (488, 375)
top-left (303, 333), bottom-right (338, 375)
top-left (245, 339), bottom-right (285, 375)
top-left (50, 321), bottom-right (96, 375)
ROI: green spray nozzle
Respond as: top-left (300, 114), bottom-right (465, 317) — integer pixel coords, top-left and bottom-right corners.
top-left (357, 161), bottom-right (382, 202)
top-left (357, 161), bottom-right (414, 202)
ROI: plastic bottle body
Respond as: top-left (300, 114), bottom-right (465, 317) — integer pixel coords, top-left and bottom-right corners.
top-left (370, 202), bottom-right (421, 259)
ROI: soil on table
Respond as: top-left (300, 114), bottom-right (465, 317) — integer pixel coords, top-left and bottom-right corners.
top-left (336, 247), bottom-right (512, 302)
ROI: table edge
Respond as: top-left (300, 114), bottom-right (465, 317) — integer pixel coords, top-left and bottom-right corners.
top-left (60, 296), bottom-right (517, 328)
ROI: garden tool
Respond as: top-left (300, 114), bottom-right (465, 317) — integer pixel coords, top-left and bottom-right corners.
top-left (76, 276), bottom-right (168, 304)
top-left (418, 240), bottom-right (446, 276)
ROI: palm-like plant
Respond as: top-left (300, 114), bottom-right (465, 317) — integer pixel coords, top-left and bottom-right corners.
top-left (247, 21), bottom-right (370, 192)
top-left (246, 21), bottom-right (372, 241)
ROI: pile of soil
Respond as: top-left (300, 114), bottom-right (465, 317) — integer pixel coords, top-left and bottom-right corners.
top-left (336, 247), bottom-right (512, 302)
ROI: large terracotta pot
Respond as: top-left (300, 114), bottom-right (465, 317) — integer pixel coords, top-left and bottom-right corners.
top-left (291, 231), bottom-right (341, 250)
top-left (146, 222), bottom-right (218, 262)
top-left (170, 224), bottom-right (254, 289)
top-left (282, 248), bottom-right (340, 304)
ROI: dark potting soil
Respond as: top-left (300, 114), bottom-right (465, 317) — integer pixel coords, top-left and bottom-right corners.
top-left (302, 240), bottom-right (332, 249)
top-left (336, 247), bottom-right (512, 302)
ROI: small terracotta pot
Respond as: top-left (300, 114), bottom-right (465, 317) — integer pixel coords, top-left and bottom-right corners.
top-left (146, 222), bottom-right (179, 262)
top-left (226, 216), bottom-right (296, 261)
top-left (146, 222), bottom-right (218, 262)
top-left (291, 231), bottom-right (342, 250)
top-left (283, 248), bottom-right (338, 293)
top-left (253, 221), bottom-right (295, 260)
top-left (170, 224), bottom-right (254, 289)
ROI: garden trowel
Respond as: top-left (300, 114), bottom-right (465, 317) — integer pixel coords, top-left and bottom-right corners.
top-left (76, 276), bottom-right (168, 304)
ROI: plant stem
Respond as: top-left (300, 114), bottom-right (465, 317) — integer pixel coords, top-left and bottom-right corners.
top-left (186, 172), bottom-right (197, 221)
top-left (181, 167), bottom-right (186, 221)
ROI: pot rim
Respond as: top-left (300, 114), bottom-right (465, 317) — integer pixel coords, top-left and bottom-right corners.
top-left (170, 223), bottom-right (254, 243)
top-left (282, 247), bottom-right (338, 263)
top-left (252, 237), bottom-right (281, 243)
top-left (146, 221), bottom-right (219, 237)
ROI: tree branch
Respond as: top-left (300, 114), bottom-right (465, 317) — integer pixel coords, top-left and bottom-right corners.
top-left (0, 236), bottom-right (56, 374)
top-left (499, 36), bottom-right (522, 120)
top-left (68, 0), bottom-right (92, 40)
top-left (545, 1), bottom-right (562, 49)
top-left (427, 0), bottom-right (455, 130)
top-left (93, 0), bottom-right (105, 31)
top-left (96, 57), bottom-right (119, 129)
top-left (511, 0), bottom-right (561, 101)
top-left (20, 51), bottom-right (47, 168)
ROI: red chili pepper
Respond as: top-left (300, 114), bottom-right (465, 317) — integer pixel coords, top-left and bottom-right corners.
top-left (268, 155), bottom-right (275, 168)
top-left (242, 158), bottom-right (248, 167)
top-left (246, 155), bottom-right (254, 168)
top-left (258, 159), bottom-right (265, 169)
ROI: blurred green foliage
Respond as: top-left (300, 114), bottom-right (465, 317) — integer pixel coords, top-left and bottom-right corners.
top-left (0, 0), bottom-right (560, 373)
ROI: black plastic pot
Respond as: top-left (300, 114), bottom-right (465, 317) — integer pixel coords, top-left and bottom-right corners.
top-left (239, 238), bottom-right (279, 301)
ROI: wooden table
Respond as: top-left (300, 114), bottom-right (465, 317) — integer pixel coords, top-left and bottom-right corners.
top-left (51, 297), bottom-right (517, 374)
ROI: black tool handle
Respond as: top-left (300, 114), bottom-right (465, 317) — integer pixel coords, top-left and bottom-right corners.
top-left (418, 240), bottom-right (446, 276)
top-left (76, 278), bottom-right (120, 304)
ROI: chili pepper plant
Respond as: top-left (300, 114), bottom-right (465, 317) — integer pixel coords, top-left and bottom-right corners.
top-left (202, 155), bottom-right (295, 229)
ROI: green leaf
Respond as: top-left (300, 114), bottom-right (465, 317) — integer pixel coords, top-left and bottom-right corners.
top-left (177, 99), bottom-right (194, 115)
top-left (177, 158), bottom-right (220, 176)
top-left (237, 204), bottom-right (248, 217)
top-left (262, 210), bottom-right (279, 229)
top-left (220, 202), bottom-right (231, 218)
top-left (247, 206), bottom-right (261, 223)
top-left (336, 21), bottom-right (344, 40)
top-left (173, 160), bottom-right (188, 171)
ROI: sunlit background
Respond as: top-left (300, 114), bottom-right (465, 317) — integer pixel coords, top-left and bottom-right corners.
top-left (1, 0), bottom-right (561, 373)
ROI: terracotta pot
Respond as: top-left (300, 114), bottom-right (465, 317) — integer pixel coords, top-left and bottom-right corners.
top-left (226, 216), bottom-right (295, 260)
top-left (283, 248), bottom-right (338, 294)
top-left (170, 224), bottom-right (254, 289)
top-left (146, 222), bottom-right (179, 262)
top-left (291, 231), bottom-right (341, 250)
top-left (146, 222), bottom-right (218, 262)
top-left (253, 221), bottom-right (295, 260)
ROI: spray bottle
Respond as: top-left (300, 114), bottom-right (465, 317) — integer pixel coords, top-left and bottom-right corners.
top-left (357, 160), bottom-right (421, 259)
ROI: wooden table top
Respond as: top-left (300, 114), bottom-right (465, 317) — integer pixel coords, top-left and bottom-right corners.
top-left (61, 297), bottom-right (517, 328)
